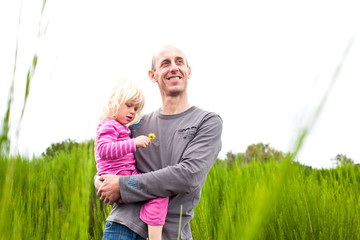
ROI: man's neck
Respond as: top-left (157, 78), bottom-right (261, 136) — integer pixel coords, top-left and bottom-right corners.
top-left (160, 94), bottom-right (191, 115)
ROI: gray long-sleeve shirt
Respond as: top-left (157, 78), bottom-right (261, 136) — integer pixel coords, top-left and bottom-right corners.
top-left (106, 106), bottom-right (222, 239)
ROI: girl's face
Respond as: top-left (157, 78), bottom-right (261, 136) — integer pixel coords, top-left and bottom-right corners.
top-left (116, 100), bottom-right (139, 125)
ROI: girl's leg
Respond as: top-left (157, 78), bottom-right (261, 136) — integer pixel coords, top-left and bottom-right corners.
top-left (140, 197), bottom-right (168, 240)
top-left (147, 225), bottom-right (163, 240)
top-left (131, 170), bottom-right (168, 240)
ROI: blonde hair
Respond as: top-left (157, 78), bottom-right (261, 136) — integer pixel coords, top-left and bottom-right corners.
top-left (100, 78), bottom-right (145, 125)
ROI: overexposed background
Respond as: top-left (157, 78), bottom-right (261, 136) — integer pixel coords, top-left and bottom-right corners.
top-left (1, 0), bottom-right (360, 168)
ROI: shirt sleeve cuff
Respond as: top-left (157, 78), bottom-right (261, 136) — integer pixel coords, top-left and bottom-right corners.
top-left (119, 175), bottom-right (128, 203)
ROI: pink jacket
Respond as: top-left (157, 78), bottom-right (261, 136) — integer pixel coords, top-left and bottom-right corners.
top-left (95, 119), bottom-right (136, 175)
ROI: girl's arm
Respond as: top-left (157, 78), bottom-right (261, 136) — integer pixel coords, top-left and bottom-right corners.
top-left (96, 120), bottom-right (136, 159)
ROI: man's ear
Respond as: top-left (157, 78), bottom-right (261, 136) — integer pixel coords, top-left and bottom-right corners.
top-left (188, 66), bottom-right (192, 79)
top-left (148, 70), bottom-right (157, 83)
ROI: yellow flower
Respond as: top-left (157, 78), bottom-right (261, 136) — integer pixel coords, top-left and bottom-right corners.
top-left (148, 133), bottom-right (156, 140)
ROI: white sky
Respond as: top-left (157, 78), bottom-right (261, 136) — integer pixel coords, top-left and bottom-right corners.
top-left (1, 0), bottom-right (360, 168)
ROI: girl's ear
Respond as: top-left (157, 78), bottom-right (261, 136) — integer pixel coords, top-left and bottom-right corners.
top-left (148, 70), bottom-right (157, 83)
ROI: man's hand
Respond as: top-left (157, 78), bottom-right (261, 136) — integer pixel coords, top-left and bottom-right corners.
top-left (97, 174), bottom-right (123, 205)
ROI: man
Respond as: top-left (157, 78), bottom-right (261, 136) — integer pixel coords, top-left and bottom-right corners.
top-left (96, 45), bottom-right (222, 239)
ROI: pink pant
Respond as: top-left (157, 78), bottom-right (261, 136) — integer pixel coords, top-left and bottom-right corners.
top-left (120, 169), bottom-right (169, 226)
top-left (140, 195), bottom-right (169, 225)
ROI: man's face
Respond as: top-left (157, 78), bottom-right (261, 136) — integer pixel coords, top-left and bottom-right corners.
top-left (150, 46), bottom-right (191, 97)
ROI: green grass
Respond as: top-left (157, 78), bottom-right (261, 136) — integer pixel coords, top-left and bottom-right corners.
top-left (0, 145), bottom-right (111, 240)
top-left (191, 157), bottom-right (360, 239)
top-left (0, 148), bottom-right (359, 239)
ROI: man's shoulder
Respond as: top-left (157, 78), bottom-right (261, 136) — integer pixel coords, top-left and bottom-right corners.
top-left (141, 109), bottom-right (160, 120)
top-left (192, 106), bottom-right (222, 123)
top-left (130, 110), bottom-right (159, 133)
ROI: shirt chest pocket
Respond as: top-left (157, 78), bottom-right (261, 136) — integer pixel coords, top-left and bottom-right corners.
top-left (177, 126), bottom-right (197, 140)
top-left (168, 126), bottom-right (198, 165)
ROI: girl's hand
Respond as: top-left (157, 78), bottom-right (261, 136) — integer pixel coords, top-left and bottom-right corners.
top-left (135, 135), bottom-right (151, 148)
top-left (95, 175), bottom-right (105, 189)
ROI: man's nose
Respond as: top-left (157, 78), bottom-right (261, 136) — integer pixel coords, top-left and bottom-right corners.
top-left (169, 61), bottom-right (179, 72)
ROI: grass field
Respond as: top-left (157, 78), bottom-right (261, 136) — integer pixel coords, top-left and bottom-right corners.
top-left (2, 8), bottom-right (357, 238)
top-left (0, 144), bottom-right (359, 240)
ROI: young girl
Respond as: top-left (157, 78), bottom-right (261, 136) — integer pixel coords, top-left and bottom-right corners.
top-left (95, 78), bottom-right (168, 240)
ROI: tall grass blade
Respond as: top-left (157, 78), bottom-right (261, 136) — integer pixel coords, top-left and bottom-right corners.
top-left (20, 55), bottom-right (38, 120)
top-left (293, 35), bottom-right (355, 156)
top-left (241, 36), bottom-right (355, 240)
top-left (177, 204), bottom-right (183, 240)
top-left (0, 82), bottom-right (13, 155)
top-left (0, 0), bottom-right (23, 155)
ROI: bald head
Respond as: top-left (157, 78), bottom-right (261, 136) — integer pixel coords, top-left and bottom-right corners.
top-left (151, 45), bottom-right (189, 71)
